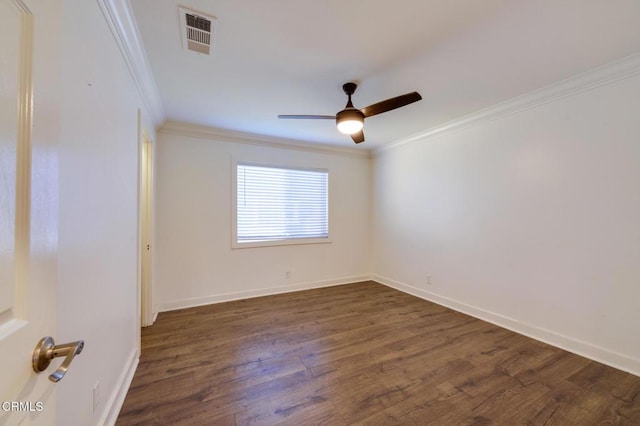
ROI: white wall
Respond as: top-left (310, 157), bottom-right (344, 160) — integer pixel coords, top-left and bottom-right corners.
top-left (55, 0), bottom-right (155, 424)
top-left (372, 69), bottom-right (640, 375)
top-left (154, 126), bottom-right (371, 311)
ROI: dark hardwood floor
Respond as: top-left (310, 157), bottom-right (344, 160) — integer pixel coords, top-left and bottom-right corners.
top-left (117, 281), bottom-right (640, 425)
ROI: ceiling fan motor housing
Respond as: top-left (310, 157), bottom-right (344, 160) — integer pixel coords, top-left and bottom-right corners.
top-left (336, 108), bottom-right (364, 123)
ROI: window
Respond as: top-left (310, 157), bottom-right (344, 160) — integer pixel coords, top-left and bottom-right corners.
top-left (234, 162), bottom-right (329, 247)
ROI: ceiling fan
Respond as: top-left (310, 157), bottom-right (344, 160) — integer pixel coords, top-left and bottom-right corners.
top-left (278, 82), bottom-right (422, 144)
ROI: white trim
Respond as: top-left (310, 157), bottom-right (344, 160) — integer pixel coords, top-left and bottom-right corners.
top-left (376, 52), bottom-right (640, 155)
top-left (99, 349), bottom-right (139, 426)
top-left (157, 276), bottom-right (370, 312)
top-left (160, 120), bottom-right (371, 158)
top-left (10, 0), bottom-right (30, 14)
top-left (96, 0), bottom-right (165, 127)
top-left (372, 275), bottom-right (640, 378)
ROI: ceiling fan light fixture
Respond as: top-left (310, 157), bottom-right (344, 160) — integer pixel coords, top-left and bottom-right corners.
top-left (337, 119), bottom-right (363, 135)
top-left (336, 109), bottom-right (364, 135)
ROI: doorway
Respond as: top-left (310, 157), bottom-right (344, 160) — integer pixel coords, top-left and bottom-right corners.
top-left (139, 116), bottom-right (154, 329)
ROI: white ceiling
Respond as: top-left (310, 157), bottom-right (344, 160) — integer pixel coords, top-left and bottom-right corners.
top-left (130, 0), bottom-right (640, 150)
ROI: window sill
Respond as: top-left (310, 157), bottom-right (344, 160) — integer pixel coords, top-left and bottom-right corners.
top-left (231, 237), bottom-right (332, 249)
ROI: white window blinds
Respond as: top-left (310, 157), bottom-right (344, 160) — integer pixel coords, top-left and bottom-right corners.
top-left (236, 163), bottom-right (329, 243)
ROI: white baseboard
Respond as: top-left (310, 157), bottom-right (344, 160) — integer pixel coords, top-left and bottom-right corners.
top-left (157, 275), bottom-right (371, 312)
top-left (99, 348), bottom-right (140, 426)
top-left (372, 274), bottom-right (640, 378)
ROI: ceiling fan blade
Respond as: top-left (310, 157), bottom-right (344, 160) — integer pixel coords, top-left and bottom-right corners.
top-left (351, 130), bottom-right (365, 144)
top-left (361, 92), bottom-right (422, 118)
top-left (277, 115), bottom-right (335, 119)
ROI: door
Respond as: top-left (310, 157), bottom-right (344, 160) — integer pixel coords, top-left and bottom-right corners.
top-left (140, 128), bottom-right (154, 328)
top-left (1, 1), bottom-right (59, 424)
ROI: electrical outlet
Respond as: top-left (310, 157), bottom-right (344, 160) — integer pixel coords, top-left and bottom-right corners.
top-left (426, 275), bottom-right (432, 286)
top-left (93, 382), bottom-right (100, 413)
top-left (285, 271), bottom-right (291, 279)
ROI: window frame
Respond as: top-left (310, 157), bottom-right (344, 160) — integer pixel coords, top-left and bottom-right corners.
top-left (231, 159), bottom-right (332, 249)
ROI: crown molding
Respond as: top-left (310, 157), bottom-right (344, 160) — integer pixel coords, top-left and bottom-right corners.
top-left (159, 121), bottom-right (372, 158)
top-left (97, 0), bottom-right (165, 127)
top-left (376, 52), bottom-right (640, 155)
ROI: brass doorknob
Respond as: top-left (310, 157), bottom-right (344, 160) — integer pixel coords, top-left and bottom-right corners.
top-left (32, 336), bottom-right (84, 382)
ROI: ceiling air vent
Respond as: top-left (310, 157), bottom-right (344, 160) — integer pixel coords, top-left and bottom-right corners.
top-left (179, 7), bottom-right (217, 55)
